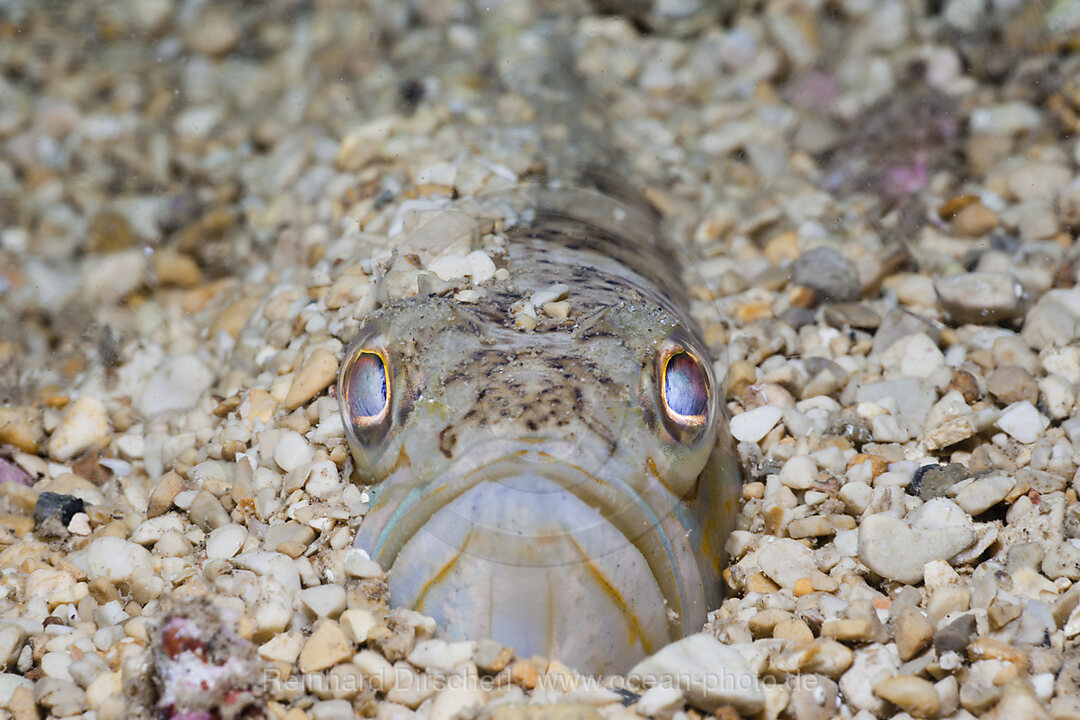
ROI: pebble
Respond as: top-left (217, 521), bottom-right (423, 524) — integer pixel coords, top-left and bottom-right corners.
top-left (994, 400), bottom-right (1048, 444)
top-left (935, 272), bottom-right (1024, 323)
top-left (934, 614), bottom-right (976, 656)
top-left (188, 489), bottom-right (230, 531)
top-left (205, 523), bottom-right (247, 560)
top-left (628, 633), bottom-right (764, 715)
top-left (33, 491), bottom-right (85, 531)
top-left (951, 473), bottom-right (1014, 516)
top-left (340, 609), bottom-right (378, 644)
top-left (47, 396), bottom-right (110, 462)
top-left (301, 585), bottom-right (348, 619)
top-left (729, 405), bottom-right (782, 443)
top-left (86, 536), bottom-right (153, 583)
top-left (286, 348), bottom-right (340, 411)
top-left (0, 406), bottom-right (42, 453)
top-left (185, 7), bottom-right (240, 56)
top-left (893, 606), bottom-right (934, 661)
top-left (345, 549), bottom-right (385, 578)
top-left (792, 246), bottom-right (860, 302)
top-left (636, 686), bottom-right (684, 719)
top-left (147, 471), bottom-right (185, 518)
top-left (429, 685), bottom-right (486, 720)
top-left (274, 431), bottom-right (314, 472)
top-left (858, 511), bottom-right (974, 584)
top-left (311, 699), bottom-right (356, 720)
top-left (153, 249), bottom-right (202, 287)
top-left (906, 462), bottom-right (969, 500)
top-left (0, 674), bottom-right (32, 706)
top-left (838, 644), bottom-right (900, 715)
top-left (299, 620), bottom-right (353, 673)
top-left (873, 675), bottom-right (940, 718)
top-left (949, 201), bottom-right (998, 236)
top-left (137, 355), bottom-right (215, 417)
top-left (756, 538), bottom-right (817, 589)
top-left (0, 625), bottom-right (27, 670)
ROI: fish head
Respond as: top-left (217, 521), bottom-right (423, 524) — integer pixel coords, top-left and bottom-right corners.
top-left (338, 268), bottom-right (736, 674)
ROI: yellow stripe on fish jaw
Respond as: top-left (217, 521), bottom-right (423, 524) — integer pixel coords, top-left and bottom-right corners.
top-left (564, 533), bottom-right (650, 655)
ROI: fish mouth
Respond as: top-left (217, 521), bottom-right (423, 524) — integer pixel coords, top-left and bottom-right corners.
top-left (353, 442), bottom-right (707, 674)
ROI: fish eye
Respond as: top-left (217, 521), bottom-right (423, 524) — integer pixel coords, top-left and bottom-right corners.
top-left (340, 347), bottom-right (391, 434)
top-left (660, 349), bottom-right (710, 427)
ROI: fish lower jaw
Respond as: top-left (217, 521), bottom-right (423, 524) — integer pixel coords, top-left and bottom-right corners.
top-left (367, 477), bottom-right (678, 676)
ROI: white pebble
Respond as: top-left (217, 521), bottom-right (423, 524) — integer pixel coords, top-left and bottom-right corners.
top-left (137, 355), bottom-right (214, 417)
top-left (730, 405), bottom-right (782, 443)
top-left (995, 401), bottom-right (1048, 444)
top-left (344, 548), bottom-right (384, 579)
top-left (47, 396), bottom-right (111, 462)
top-left (86, 536), bottom-right (153, 583)
top-left (466, 250), bottom-right (496, 284)
top-left (205, 524), bottom-right (247, 560)
top-left (274, 430), bottom-right (313, 472)
top-left (300, 584), bottom-right (348, 618)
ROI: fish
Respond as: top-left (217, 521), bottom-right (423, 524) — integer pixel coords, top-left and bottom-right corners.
top-left (338, 5), bottom-right (741, 676)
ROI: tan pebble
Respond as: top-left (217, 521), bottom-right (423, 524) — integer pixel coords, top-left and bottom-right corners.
top-left (509, 658), bottom-right (539, 689)
top-left (820, 617), bottom-right (883, 643)
top-left (793, 577), bottom-right (814, 597)
top-left (259, 631), bottom-right (305, 664)
top-left (0, 406), bottom-right (43, 453)
top-left (147, 471), bottom-right (185, 518)
top-left (153, 249), bottom-right (202, 287)
top-left (0, 482), bottom-right (38, 514)
top-left (773, 618), bottom-right (814, 644)
top-left (283, 709), bottom-right (311, 720)
top-left (968, 638), bottom-right (1027, 669)
top-left (210, 296), bottom-right (262, 339)
top-left (185, 7), bottom-right (240, 56)
top-left (788, 516), bottom-right (834, 538)
top-left (982, 678), bottom-right (1049, 720)
top-left (47, 396), bottom-right (110, 462)
top-left (9, 685), bottom-right (39, 720)
top-left (299, 620), bottom-right (353, 673)
top-left (745, 572), bottom-right (781, 594)
top-left (810, 570), bottom-right (839, 592)
top-left (725, 360), bottom-right (757, 397)
top-left (777, 638), bottom-right (852, 677)
top-left (86, 211), bottom-right (134, 253)
top-left (286, 349), bottom-right (339, 411)
top-left (847, 453), bottom-right (888, 477)
top-left (893, 606), bottom-right (934, 662)
top-left (241, 388), bottom-right (277, 425)
top-left (514, 312), bottom-right (537, 331)
top-left (735, 300), bottom-right (773, 323)
top-left (542, 300), bottom-right (570, 320)
top-left (874, 675), bottom-right (940, 719)
top-left (748, 609), bottom-right (793, 638)
top-left (764, 230), bottom-right (799, 266)
top-left (950, 201), bottom-right (998, 236)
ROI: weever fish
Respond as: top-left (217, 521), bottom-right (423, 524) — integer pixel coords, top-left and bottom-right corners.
top-left (338, 3), bottom-right (741, 676)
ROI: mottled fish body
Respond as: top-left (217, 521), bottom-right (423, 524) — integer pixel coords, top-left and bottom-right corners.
top-left (340, 4), bottom-right (740, 675)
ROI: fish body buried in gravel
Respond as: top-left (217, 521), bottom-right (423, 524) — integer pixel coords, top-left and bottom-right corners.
top-left (338, 12), bottom-right (740, 676)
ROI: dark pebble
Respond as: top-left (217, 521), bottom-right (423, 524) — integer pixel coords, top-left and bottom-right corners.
top-left (906, 463), bottom-right (971, 500)
top-left (824, 302), bottom-right (881, 330)
top-left (792, 246), bottom-right (860, 302)
top-left (34, 492), bottom-right (85, 528)
top-left (934, 614), bottom-right (976, 656)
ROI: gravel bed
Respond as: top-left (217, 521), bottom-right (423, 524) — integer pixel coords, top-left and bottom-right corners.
top-left (2, 1), bottom-right (1080, 719)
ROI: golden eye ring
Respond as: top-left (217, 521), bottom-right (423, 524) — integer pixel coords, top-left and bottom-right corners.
top-left (340, 347), bottom-right (391, 433)
top-left (659, 347), bottom-right (710, 428)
